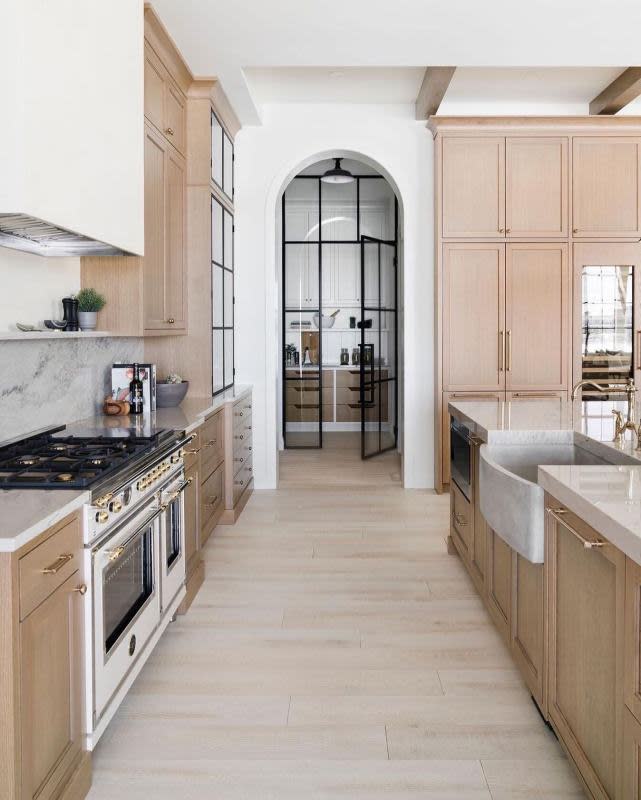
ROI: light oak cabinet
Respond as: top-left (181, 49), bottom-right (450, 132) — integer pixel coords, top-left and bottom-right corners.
top-left (177, 443), bottom-right (204, 616)
top-left (505, 243), bottom-right (569, 391)
top-left (441, 135), bottom-right (568, 238)
top-left (443, 243), bottom-right (569, 393)
top-left (20, 571), bottom-right (85, 800)
top-left (443, 243), bottom-right (505, 391)
top-left (144, 42), bottom-right (186, 156)
top-left (442, 137), bottom-right (505, 237)
top-left (572, 137), bottom-right (641, 237)
top-left (0, 513), bottom-right (90, 800)
top-left (546, 503), bottom-right (625, 800)
top-left (505, 137), bottom-right (568, 237)
top-left (623, 707), bottom-right (641, 799)
top-left (450, 480), bottom-right (472, 561)
top-left (511, 554), bottom-right (545, 710)
top-left (625, 558), bottom-right (641, 726)
top-left (485, 526), bottom-right (512, 645)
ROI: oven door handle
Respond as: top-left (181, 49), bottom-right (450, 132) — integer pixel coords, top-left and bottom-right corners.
top-left (160, 477), bottom-right (191, 510)
top-left (104, 505), bottom-right (164, 561)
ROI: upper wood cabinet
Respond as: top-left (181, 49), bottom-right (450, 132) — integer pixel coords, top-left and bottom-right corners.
top-left (443, 243), bottom-right (505, 391)
top-left (505, 137), bottom-right (568, 237)
top-left (505, 243), bottom-right (569, 391)
top-left (441, 136), bottom-right (568, 238)
top-left (573, 137), bottom-right (641, 237)
top-left (144, 42), bottom-right (186, 156)
top-left (442, 137), bottom-right (505, 237)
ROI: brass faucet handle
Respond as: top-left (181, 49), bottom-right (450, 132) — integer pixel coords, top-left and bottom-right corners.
top-left (636, 423), bottom-right (641, 451)
top-left (612, 409), bottom-right (625, 443)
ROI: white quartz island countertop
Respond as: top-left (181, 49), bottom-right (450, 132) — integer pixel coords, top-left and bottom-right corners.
top-left (449, 397), bottom-right (641, 565)
top-left (0, 385), bottom-right (253, 553)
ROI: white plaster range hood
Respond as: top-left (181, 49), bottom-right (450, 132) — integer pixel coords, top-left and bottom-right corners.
top-left (0, 214), bottom-right (131, 257)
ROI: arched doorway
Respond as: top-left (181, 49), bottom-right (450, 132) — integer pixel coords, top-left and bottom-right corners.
top-left (277, 154), bottom-right (403, 476)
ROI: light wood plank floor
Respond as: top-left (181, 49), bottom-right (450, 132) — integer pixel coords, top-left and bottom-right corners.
top-left (88, 439), bottom-right (584, 799)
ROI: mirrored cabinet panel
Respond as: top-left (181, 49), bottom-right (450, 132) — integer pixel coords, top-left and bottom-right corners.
top-left (573, 242), bottom-right (641, 399)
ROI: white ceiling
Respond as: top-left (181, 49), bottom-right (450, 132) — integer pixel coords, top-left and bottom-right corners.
top-left (244, 67), bottom-right (426, 105)
top-left (150, 0), bottom-right (641, 125)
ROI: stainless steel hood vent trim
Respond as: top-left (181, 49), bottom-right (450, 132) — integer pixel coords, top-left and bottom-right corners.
top-left (0, 213), bottom-right (133, 257)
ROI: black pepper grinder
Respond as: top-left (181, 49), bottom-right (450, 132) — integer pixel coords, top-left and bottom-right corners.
top-left (62, 296), bottom-right (79, 331)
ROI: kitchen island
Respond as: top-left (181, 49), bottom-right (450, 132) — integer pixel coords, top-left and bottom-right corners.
top-left (447, 396), bottom-right (641, 798)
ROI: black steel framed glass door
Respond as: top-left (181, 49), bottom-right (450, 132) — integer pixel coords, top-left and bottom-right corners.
top-left (360, 235), bottom-right (398, 459)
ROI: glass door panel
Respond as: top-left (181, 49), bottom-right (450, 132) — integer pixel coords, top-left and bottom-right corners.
top-left (581, 265), bottom-right (633, 399)
top-left (360, 236), bottom-right (397, 459)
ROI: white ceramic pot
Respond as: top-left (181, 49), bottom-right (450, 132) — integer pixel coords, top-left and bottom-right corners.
top-left (78, 311), bottom-right (98, 331)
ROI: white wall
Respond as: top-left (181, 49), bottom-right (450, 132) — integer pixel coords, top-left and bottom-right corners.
top-left (234, 103), bottom-right (433, 489)
top-left (0, 0), bottom-right (144, 255)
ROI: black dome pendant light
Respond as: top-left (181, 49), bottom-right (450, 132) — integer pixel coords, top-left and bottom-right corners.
top-left (320, 157), bottom-right (355, 184)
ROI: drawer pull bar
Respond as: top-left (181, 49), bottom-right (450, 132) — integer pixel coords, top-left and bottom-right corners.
top-left (546, 507), bottom-right (609, 550)
top-left (204, 440), bottom-right (217, 448)
top-left (205, 495), bottom-right (219, 507)
top-left (42, 553), bottom-right (73, 574)
top-left (184, 447), bottom-right (201, 455)
top-left (452, 511), bottom-right (467, 527)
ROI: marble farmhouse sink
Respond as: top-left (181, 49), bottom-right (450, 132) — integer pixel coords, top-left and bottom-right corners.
top-left (479, 443), bottom-right (610, 563)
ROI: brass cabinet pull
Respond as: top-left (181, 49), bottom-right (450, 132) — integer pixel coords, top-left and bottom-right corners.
top-left (167, 318), bottom-right (175, 324)
top-left (498, 228), bottom-right (505, 234)
top-left (499, 331), bottom-right (504, 372)
top-left (546, 507), bottom-right (609, 550)
top-left (165, 127), bottom-right (174, 136)
top-left (506, 330), bottom-right (512, 372)
top-left (42, 553), bottom-right (73, 574)
top-left (184, 447), bottom-right (201, 455)
top-left (572, 227), bottom-right (578, 234)
top-left (74, 584), bottom-right (88, 595)
top-left (205, 495), bottom-right (219, 507)
top-left (512, 392), bottom-right (551, 398)
top-left (204, 440), bottom-right (217, 448)
top-left (505, 228), bottom-right (511, 233)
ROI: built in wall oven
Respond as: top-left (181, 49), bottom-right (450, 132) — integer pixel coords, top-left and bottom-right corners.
top-left (450, 418), bottom-right (473, 500)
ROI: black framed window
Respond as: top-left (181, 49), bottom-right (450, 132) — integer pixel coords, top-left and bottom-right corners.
top-left (212, 195), bottom-right (234, 395)
top-left (211, 110), bottom-right (234, 201)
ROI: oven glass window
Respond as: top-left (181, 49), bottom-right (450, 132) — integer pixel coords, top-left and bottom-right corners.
top-left (166, 499), bottom-right (181, 570)
top-left (103, 524), bottom-right (153, 654)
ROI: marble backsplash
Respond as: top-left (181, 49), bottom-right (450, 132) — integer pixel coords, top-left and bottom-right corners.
top-left (0, 337), bottom-right (143, 442)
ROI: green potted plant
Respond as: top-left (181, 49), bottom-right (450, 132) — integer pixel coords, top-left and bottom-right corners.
top-left (76, 288), bottom-right (106, 331)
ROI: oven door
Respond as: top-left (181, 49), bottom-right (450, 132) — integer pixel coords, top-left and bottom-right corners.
top-left (159, 472), bottom-right (188, 614)
top-left (450, 419), bottom-right (472, 501)
top-left (92, 499), bottom-right (161, 722)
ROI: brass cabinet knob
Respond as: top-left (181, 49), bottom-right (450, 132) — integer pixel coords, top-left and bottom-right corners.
top-left (74, 584), bottom-right (88, 595)
top-left (498, 228), bottom-right (505, 233)
top-left (573, 228), bottom-right (578, 234)
top-left (167, 318), bottom-right (175, 324)
top-left (505, 228), bottom-right (511, 233)
top-left (165, 127), bottom-right (174, 136)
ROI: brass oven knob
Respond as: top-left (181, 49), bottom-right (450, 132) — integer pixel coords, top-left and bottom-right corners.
top-left (95, 511), bottom-right (109, 524)
top-left (109, 500), bottom-right (122, 513)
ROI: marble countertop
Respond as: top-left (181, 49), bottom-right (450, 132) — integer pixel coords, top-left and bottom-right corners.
top-left (0, 385), bottom-right (253, 554)
top-left (539, 464), bottom-right (641, 565)
top-left (0, 489), bottom-right (88, 553)
top-left (448, 397), bottom-right (641, 564)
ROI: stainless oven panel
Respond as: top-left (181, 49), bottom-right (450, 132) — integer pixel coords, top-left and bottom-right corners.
top-left (92, 499), bottom-right (161, 722)
top-left (159, 473), bottom-right (187, 613)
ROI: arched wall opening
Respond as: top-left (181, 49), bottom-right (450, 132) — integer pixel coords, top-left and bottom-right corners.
top-left (233, 103), bottom-right (434, 491)
top-left (276, 152), bottom-right (404, 465)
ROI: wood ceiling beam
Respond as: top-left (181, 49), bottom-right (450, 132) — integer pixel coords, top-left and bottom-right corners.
top-left (589, 67), bottom-right (641, 115)
top-left (415, 67), bottom-right (456, 120)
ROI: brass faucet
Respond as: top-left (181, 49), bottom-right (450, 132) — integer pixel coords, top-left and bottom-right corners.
top-left (571, 378), bottom-right (637, 444)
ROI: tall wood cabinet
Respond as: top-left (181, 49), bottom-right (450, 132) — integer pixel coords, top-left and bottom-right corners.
top-left (81, 7), bottom-right (190, 337)
top-left (432, 117), bottom-right (641, 491)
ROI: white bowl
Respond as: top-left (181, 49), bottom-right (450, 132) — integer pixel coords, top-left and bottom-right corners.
top-left (312, 313), bottom-right (336, 329)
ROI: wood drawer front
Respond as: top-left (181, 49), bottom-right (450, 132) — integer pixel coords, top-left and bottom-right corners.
top-left (450, 481), bottom-right (472, 559)
top-left (232, 403), bottom-right (252, 429)
top-left (19, 516), bottom-right (82, 621)
top-left (234, 396), bottom-right (253, 416)
top-left (233, 447), bottom-right (252, 477)
top-left (201, 462), bottom-right (224, 533)
top-left (286, 386), bottom-right (333, 404)
top-left (233, 464), bottom-right (253, 505)
top-left (182, 429), bottom-right (201, 471)
top-left (232, 426), bottom-right (252, 454)
top-left (336, 370), bottom-right (361, 387)
top-left (201, 411), bottom-right (224, 478)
